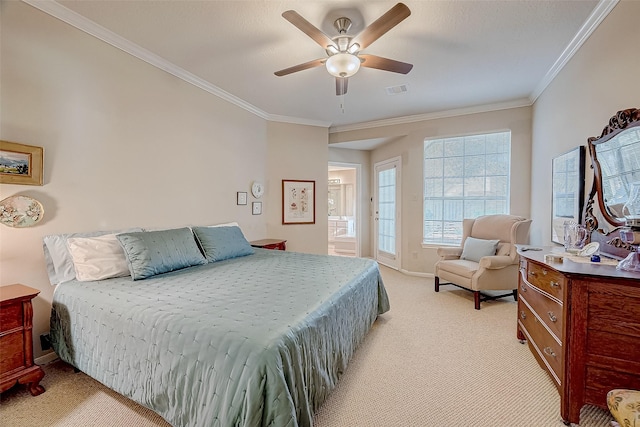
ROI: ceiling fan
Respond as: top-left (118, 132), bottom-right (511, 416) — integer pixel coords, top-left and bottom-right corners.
top-left (274, 2), bottom-right (413, 96)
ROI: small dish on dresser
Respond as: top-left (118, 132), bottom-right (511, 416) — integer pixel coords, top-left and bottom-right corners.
top-left (577, 242), bottom-right (599, 257)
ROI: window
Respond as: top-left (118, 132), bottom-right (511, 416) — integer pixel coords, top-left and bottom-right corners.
top-left (423, 131), bottom-right (511, 245)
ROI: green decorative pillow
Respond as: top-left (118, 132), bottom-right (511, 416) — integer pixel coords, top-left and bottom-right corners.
top-left (192, 225), bottom-right (255, 262)
top-left (460, 237), bottom-right (499, 263)
top-left (117, 228), bottom-right (206, 280)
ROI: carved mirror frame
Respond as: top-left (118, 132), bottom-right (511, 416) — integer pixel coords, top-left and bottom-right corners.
top-left (584, 108), bottom-right (640, 258)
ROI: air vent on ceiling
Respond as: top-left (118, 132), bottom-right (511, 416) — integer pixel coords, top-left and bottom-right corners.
top-left (385, 84), bottom-right (408, 95)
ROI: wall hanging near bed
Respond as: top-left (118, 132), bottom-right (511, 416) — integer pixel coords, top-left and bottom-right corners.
top-left (0, 140), bottom-right (44, 186)
top-left (0, 195), bottom-right (44, 228)
top-left (282, 179), bottom-right (315, 224)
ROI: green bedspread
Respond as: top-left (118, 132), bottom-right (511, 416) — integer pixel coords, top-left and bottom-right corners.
top-left (50, 249), bottom-right (389, 427)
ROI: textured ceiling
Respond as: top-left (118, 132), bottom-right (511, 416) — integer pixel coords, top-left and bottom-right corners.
top-left (37, 0), bottom-right (603, 131)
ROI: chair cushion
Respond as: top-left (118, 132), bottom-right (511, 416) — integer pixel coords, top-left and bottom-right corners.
top-left (436, 259), bottom-right (479, 279)
top-left (460, 237), bottom-right (499, 262)
top-left (607, 389), bottom-right (640, 426)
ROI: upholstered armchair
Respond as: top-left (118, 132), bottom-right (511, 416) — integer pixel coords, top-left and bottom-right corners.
top-left (434, 214), bottom-right (532, 310)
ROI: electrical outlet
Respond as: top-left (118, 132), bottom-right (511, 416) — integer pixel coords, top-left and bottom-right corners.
top-left (40, 333), bottom-right (51, 351)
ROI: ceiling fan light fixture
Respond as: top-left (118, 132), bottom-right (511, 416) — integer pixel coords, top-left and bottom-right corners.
top-left (325, 53), bottom-right (361, 78)
top-left (347, 43), bottom-right (360, 54)
top-left (326, 45), bottom-right (339, 55)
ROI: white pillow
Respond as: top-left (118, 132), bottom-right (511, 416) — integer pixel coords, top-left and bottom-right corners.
top-left (66, 234), bottom-right (130, 282)
top-left (460, 237), bottom-right (500, 263)
top-left (208, 221), bottom-right (239, 228)
top-left (43, 228), bottom-right (142, 285)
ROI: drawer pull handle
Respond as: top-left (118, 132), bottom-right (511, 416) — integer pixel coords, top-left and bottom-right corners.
top-left (520, 311), bottom-right (527, 320)
top-left (542, 269), bottom-right (548, 275)
top-left (528, 271), bottom-right (536, 276)
top-left (548, 312), bottom-right (557, 323)
top-left (520, 285), bottom-right (527, 292)
top-left (550, 281), bottom-right (560, 288)
top-left (543, 347), bottom-right (557, 358)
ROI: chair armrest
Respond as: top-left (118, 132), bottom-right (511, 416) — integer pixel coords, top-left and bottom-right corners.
top-left (437, 247), bottom-right (463, 260)
top-left (479, 255), bottom-right (516, 269)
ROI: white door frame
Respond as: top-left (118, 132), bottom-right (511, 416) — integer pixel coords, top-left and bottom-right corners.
top-left (328, 161), bottom-right (361, 257)
top-left (374, 156), bottom-right (401, 270)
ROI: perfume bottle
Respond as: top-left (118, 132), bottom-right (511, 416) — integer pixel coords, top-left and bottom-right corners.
top-left (616, 227), bottom-right (640, 272)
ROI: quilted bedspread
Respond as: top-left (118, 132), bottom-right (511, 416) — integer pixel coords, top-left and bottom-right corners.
top-left (50, 249), bottom-right (389, 427)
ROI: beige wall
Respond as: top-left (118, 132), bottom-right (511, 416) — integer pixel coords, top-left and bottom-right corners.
top-left (266, 121), bottom-right (329, 254)
top-left (531, 0), bottom-right (640, 246)
top-left (329, 147), bottom-right (372, 257)
top-left (0, 1), bottom-right (326, 359)
top-left (331, 107), bottom-right (532, 274)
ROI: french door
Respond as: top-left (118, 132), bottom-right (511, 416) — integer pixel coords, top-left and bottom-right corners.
top-left (374, 157), bottom-right (401, 270)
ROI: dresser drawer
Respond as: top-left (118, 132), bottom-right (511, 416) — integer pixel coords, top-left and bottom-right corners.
top-left (519, 280), bottom-right (563, 340)
top-left (519, 298), bottom-right (563, 384)
top-left (524, 260), bottom-right (565, 301)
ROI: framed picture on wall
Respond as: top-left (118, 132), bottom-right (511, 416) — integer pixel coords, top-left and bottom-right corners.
top-left (282, 179), bottom-right (315, 224)
top-left (0, 140), bottom-right (44, 186)
top-left (252, 201), bottom-right (262, 215)
top-left (551, 146), bottom-right (585, 244)
top-left (237, 192), bottom-right (247, 205)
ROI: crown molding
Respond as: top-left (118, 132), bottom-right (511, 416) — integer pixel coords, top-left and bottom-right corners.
top-left (329, 98), bottom-right (532, 134)
top-left (530, 0), bottom-right (618, 103)
top-left (267, 114), bottom-right (332, 128)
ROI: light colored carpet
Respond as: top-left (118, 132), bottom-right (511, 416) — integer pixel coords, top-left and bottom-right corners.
top-left (0, 266), bottom-right (614, 426)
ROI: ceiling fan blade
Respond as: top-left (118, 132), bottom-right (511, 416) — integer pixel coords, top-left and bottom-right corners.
top-left (274, 58), bottom-right (325, 76)
top-left (336, 77), bottom-right (348, 96)
top-left (351, 3), bottom-right (411, 50)
top-left (359, 54), bottom-right (413, 74)
top-left (282, 10), bottom-right (336, 50)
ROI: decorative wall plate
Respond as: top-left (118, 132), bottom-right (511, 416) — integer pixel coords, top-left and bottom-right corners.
top-left (0, 195), bottom-right (44, 228)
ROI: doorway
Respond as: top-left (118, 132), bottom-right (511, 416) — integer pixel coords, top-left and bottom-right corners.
top-left (328, 163), bottom-right (360, 257)
top-left (374, 157), bottom-right (401, 269)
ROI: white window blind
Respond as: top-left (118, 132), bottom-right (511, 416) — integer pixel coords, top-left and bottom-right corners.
top-left (423, 131), bottom-right (511, 245)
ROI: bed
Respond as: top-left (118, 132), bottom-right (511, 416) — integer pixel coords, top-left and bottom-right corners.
top-left (47, 226), bottom-right (389, 427)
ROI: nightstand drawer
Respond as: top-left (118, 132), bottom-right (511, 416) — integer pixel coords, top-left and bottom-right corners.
top-left (519, 298), bottom-right (563, 383)
top-left (0, 303), bottom-right (23, 331)
top-left (525, 261), bottom-right (565, 301)
top-left (0, 332), bottom-right (25, 373)
top-left (519, 280), bottom-right (563, 340)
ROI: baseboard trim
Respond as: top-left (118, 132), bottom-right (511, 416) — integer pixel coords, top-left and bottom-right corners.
top-left (399, 269), bottom-right (434, 278)
top-left (35, 351), bottom-right (59, 366)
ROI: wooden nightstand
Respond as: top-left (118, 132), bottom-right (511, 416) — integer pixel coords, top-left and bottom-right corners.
top-left (0, 284), bottom-right (45, 396)
top-left (250, 239), bottom-right (287, 251)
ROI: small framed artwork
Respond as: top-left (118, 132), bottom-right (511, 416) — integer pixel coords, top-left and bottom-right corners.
top-left (551, 146), bottom-right (585, 244)
top-left (237, 191), bottom-right (248, 205)
top-left (252, 201), bottom-right (262, 215)
top-left (0, 140), bottom-right (44, 186)
top-left (282, 179), bottom-right (315, 224)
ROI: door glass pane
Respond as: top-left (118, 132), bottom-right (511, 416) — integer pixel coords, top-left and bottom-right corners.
top-left (378, 167), bottom-right (396, 254)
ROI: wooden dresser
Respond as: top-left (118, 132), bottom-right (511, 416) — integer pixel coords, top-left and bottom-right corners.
top-left (517, 248), bottom-right (640, 425)
top-left (0, 284), bottom-right (45, 396)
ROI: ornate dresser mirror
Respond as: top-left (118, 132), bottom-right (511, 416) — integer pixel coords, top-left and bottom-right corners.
top-left (584, 108), bottom-right (640, 258)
